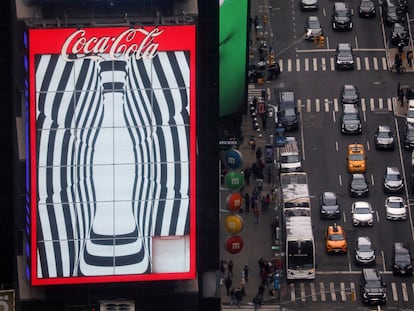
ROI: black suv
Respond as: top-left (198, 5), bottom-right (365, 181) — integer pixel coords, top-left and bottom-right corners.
top-left (276, 90), bottom-right (299, 131)
top-left (359, 268), bottom-right (387, 305)
top-left (332, 2), bottom-right (353, 30)
top-left (341, 104), bottom-right (362, 134)
top-left (349, 173), bottom-right (369, 197)
top-left (335, 43), bottom-right (355, 70)
top-left (392, 242), bottom-right (413, 276)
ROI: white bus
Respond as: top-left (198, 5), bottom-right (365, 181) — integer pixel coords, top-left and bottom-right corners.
top-left (280, 172), bottom-right (316, 280)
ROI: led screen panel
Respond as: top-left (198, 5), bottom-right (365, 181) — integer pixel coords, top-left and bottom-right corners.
top-left (219, 0), bottom-right (248, 117)
top-left (28, 26), bottom-right (196, 285)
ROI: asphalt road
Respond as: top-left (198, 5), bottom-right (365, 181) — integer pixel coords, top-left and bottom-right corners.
top-left (260, 0), bottom-right (414, 310)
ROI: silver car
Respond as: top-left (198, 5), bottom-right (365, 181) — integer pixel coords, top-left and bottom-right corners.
top-left (351, 201), bottom-right (374, 226)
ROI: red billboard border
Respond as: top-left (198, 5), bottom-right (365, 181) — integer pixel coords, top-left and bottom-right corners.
top-left (28, 25), bottom-right (197, 285)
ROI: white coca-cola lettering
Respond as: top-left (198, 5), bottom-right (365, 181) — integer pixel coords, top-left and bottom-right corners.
top-left (61, 28), bottom-right (163, 62)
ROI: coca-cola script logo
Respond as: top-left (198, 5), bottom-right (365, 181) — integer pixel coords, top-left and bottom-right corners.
top-left (61, 28), bottom-right (164, 62)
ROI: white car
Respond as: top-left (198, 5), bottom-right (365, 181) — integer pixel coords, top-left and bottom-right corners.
top-left (351, 201), bottom-right (374, 226)
top-left (385, 196), bottom-right (407, 220)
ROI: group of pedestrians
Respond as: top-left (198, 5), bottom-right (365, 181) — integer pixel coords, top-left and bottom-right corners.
top-left (221, 259), bottom-right (251, 306)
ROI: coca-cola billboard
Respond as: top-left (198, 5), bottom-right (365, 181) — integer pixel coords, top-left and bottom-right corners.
top-left (27, 26), bottom-right (196, 285)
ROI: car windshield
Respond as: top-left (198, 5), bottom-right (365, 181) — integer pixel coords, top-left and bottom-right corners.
top-left (388, 201), bottom-right (403, 208)
top-left (323, 198), bottom-right (337, 206)
top-left (280, 108), bottom-right (296, 117)
top-left (344, 89), bottom-right (357, 96)
top-left (328, 234), bottom-right (344, 241)
top-left (349, 154), bottom-right (364, 160)
top-left (308, 20), bottom-right (320, 28)
top-left (387, 173), bottom-right (400, 181)
top-left (377, 131), bottom-right (392, 138)
top-left (281, 154), bottom-right (300, 163)
top-left (343, 114), bottom-right (358, 120)
top-left (336, 10), bottom-right (349, 17)
top-left (355, 207), bottom-right (370, 214)
top-left (366, 280), bottom-right (382, 288)
top-left (396, 254), bottom-right (411, 261)
top-left (358, 243), bottom-right (373, 251)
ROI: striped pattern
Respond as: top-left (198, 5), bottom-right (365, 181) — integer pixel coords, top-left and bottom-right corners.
top-left (35, 52), bottom-right (190, 278)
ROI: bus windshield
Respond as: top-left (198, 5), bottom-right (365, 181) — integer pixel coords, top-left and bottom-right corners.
top-left (287, 240), bottom-right (314, 270)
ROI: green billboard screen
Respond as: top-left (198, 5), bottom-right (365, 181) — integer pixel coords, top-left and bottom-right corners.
top-left (219, 0), bottom-right (248, 117)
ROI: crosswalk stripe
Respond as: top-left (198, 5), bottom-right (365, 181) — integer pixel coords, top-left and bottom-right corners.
top-left (324, 99), bottom-right (329, 112)
top-left (392, 282), bottom-right (398, 301)
top-left (340, 282), bottom-right (346, 301)
top-left (330, 57), bottom-right (335, 71)
top-left (370, 98), bottom-right (375, 112)
top-left (379, 97), bottom-right (384, 110)
top-left (321, 57), bottom-right (327, 71)
top-left (356, 57), bottom-right (362, 70)
top-left (278, 59), bottom-right (283, 72)
top-left (334, 98), bottom-right (339, 112)
top-left (388, 97), bottom-right (392, 111)
top-left (320, 282), bottom-right (326, 302)
top-left (315, 98), bottom-right (320, 112)
top-left (305, 58), bottom-right (309, 72)
top-left (330, 282), bottom-right (336, 301)
top-left (296, 58), bottom-right (300, 72)
top-left (290, 283), bottom-right (295, 301)
top-left (313, 57), bottom-right (318, 71)
top-left (364, 56), bottom-right (370, 71)
top-left (382, 56), bottom-right (388, 70)
top-left (373, 57), bottom-right (379, 70)
top-left (297, 99), bottom-right (302, 113)
top-left (350, 282), bottom-right (355, 300)
top-left (361, 98), bottom-right (366, 112)
top-left (402, 282), bottom-right (409, 301)
top-left (310, 282), bottom-right (317, 301)
top-left (307, 98), bottom-right (311, 113)
top-left (288, 59), bottom-right (293, 72)
top-left (300, 283), bottom-right (306, 302)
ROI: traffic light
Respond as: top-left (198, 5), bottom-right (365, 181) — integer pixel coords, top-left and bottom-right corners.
top-left (318, 36), bottom-right (325, 48)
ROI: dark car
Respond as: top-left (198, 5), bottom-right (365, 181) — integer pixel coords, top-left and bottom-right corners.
top-left (304, 16), bottom-right (323, 40)
top-left (335, 43), bottom-right (355, 70)
top-left (383, 0), bottom-right (406, 25)
top-left (374, 125), bottom-right (395, 150)
top-left (300, 0), bottom-right (319, 11)
top-left (332, 2), bottom-right (353, 30)
top-left (354, 236), bottom-right (376, 265)
top-left (404, 122), bottom-right (414, 149)
top-left (383, 166), bottom-right (404, 194)
top-left (350, 173), bottom-right (369, 197)
top-left (391, 23), bottom-right (409, 46)
top-left (319, 191), bottom-right (340, 219)
top-left (341, 104), bottom-right (362, 134)
top-left (392, 242), bottom-right (413, 276)
top-left (359, 268), bottom-right (387, 305)
top-left (359, 0), bottom-right (376, 17)
top-left (277, 91), bottom-right (299, 131)
top-left (340, 84), bottom-right (360, 104)
top-left (248, 61), bottom-right (281, 83)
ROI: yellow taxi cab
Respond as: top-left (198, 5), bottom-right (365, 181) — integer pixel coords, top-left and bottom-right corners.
top-left (347, 143), bottom-right (366, 173)
top-left (325, 223), bottom-right (347, 254)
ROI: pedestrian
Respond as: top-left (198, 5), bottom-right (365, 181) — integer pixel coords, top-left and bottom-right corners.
top-left (249, 135), bottom-right (256, 152)
top-left (260, 195), bottom-right (266, 213)
top-left (220, 260), bottom-right (227, 279)
top-left (258, 257), bottom-right (265, 271)
top-left (265, 193), bottom-right (271, 211)
top-left (399, 88), bottom-right (404, 106)
top-left (256, 147), bottom-right (262, 161)
top-left (244, 167), bottom-right (251, 185)
top-left (224, 276), bottom-right (232, 296)
top-left (254, 16), bottom-right (259, 34)
top-left (253, 207), bottom-right (260, 224)
top-left (230, 287), bottom-right (236, 305)
top-left (408, 51), bottom-right (413, 66)
top-left (234, 287), bottom-right (243, 306)
top-left (244, 192), bottom-right (250, 213)
top-left (243, 264), bottom-right (249, 283)
top-left (227, 259), bottom-right (234, 278)
top-left (251, 162), bottom-right (258, 178)
top-left (250, 194), bottom-right (257, 213)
